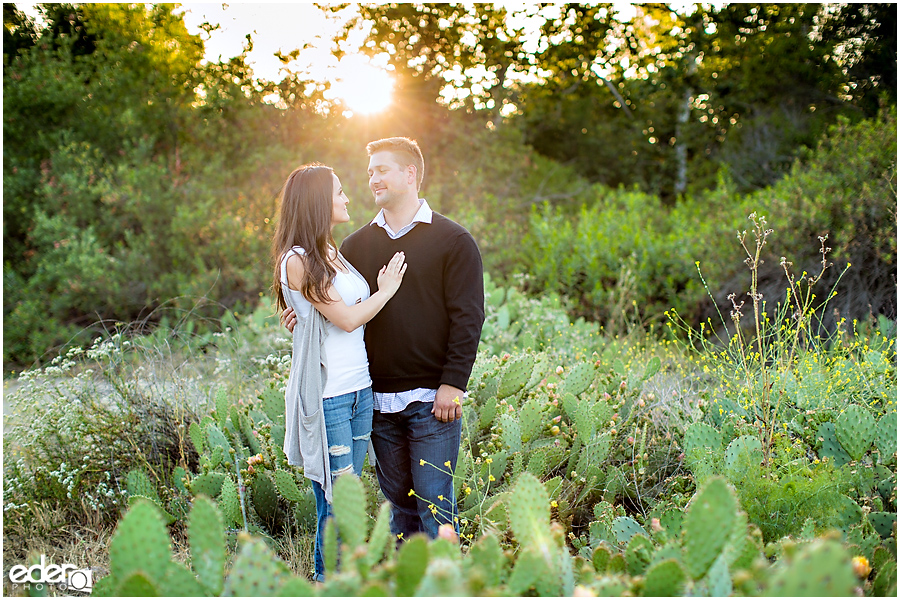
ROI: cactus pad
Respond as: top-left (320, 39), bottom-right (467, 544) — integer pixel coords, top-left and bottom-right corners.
top-left (874, 560), bottom-right (898, 597)
top-left (187, 496), bottom-right (225, 595)
top-left (364, 501), bottom-right (393, 570)
top-left (190, 471), bottom-right (226, 498)
top-left (561, 392), bottom-right (596, 440)
top-left (126, 495), bottom-right (176, 525)
top-left (625, 534), bottom-right (653, 575)
top-left (724, 435), bottom-right (763, 473)
top-left (206, 423), bottom-right (233, 455)
top-left (222, 537), bottom-right (288, 596)
top-left (189, 421), bottom-right (206, 455)
top-left (259, 387), bottom-right (285, 423)
top-left (683, 422), bottom-right (723, 456)
top-left (836, 404), bottom-right (877, 460)
top-left (869, 511), bottom-right (897, 539)
top-left (507, 473), bottom-right (551, 549)
top-left (466, 533), bottom-right (505, 589)
top-left (250, 471), bottom-right (279, 524)
top-left (499, 413), bottom-right (523, 453)
top-left (273, 469), bottom-right (305, 502)
top-left (834, 494), bottom-right (864, 532)
top-left (395, 535), bottom-right (430, 596)
top-left (683, 477), bottom-right (738, 580)
top-left (519, 397), bottom-right (543, 443)
top-left (498, 354), bottom-right (535, 400)
top-left (642, 356), bottom-right (661, 381)
top-left (817, 421), bottom-right (852, 466)
top-left (642, 558), bottom-right (687, 597)
top-left (611, 516), bottom-right (647, 546)
top-left (215, 386), bottom-right (229, 430)
top-left (767, 539), bottom-right (856, 596)
top-left (125, 469), bottom-right (159, 502)
top-left (560, 362), bottom-right (595, 397)
top-left (875, 412), bottom-right (897, 462)
top-left (109, 500), bottom-right (173, 583)
top-left (218, 476), bottom-right (243, 528)
top-left (332, 473), bottom-right (369, 552)
top-left (115, 572), bottom-right (159, 596)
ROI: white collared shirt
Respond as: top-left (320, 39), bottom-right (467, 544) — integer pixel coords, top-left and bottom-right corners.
top-left (371, 198), bottom-right (433, 239)
top-left (369, 198), bottom-right (437, 413)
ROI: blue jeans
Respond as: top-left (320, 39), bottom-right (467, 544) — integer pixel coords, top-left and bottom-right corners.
top-left (371, 401), bottom-right (461, 540)
top-left (310, 387), bottom-right (373, 582)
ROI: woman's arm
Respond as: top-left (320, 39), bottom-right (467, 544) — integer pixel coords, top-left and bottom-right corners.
top-left (285, 251), bottom-right (406, 333)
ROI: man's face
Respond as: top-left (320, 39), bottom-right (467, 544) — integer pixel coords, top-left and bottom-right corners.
top-left (367, 151), bottom-right (415, 209)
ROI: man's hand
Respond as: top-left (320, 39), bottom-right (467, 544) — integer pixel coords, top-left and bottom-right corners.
top-left (281, 306), bottom-right (297, 333)
top-left (432, 384), bottom-right (463, 423)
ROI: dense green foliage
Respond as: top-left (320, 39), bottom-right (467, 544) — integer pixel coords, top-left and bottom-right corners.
top-left (4, 258), bottom-right (896, 595)
top-left (4, 3), bottom-right (896, 368)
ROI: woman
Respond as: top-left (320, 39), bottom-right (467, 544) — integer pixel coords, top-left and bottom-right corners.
top-left (272, 163), bottom-right (406, 582)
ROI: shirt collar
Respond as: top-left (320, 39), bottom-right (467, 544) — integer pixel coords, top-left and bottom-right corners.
top-left (371, 198), bottom-right (433, 230)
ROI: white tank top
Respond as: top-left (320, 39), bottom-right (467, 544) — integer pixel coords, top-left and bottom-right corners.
top-left (281, 246), bottom-right (372, 398)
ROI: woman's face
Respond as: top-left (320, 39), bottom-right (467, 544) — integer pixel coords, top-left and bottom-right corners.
top-left (331, 173), bottom-right (350, 226)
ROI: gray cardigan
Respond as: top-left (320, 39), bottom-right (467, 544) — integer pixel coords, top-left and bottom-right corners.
top-left (281, 261), bottom-right (332, 502)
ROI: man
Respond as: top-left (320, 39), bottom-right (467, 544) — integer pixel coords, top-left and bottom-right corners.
top-left (284, 137), bottom-right (484, 540)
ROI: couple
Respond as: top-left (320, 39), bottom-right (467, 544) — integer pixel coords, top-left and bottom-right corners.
top-left (272, 137), bottom-right (485, 582)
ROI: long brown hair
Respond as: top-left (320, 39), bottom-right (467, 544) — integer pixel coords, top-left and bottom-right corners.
top-left (272, 163), bottom-right (338, 311)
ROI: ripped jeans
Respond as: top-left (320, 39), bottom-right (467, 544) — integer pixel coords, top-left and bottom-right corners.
top-left (310, 387), bottom-right (373, 582)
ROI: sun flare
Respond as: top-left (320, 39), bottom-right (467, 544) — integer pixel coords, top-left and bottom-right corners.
top-left (328, 56), bottom-right (394, 115)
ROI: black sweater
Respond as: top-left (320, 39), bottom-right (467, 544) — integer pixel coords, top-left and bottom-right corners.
top-left (340, 213), bottom-right (485, 393)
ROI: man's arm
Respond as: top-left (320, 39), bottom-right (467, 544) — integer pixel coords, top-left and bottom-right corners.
top-left (432, 231), bottom-right (485, 422)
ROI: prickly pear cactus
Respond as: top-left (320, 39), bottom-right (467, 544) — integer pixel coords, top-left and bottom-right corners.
top-left (187, 496), bottom-right (225, 595)
top-left (395, 535), bottom-right (430, 596)
top-left (869, 511), bottom-right (897, 539)
top-left (332, 473), bottom-right (369, 552)
top-left (115, 572), bottom-right (159, 596)
top-left (218, 475), bottom-right (243, 528)
top-left (273, 469), bottom-right (305, 502)
top-left (683, 477), bottom-right (738, 580)
top-left (560, 362), bottom-right (595, 397)
top-left (766, 539), bottom-right (856, 596)
top-left (624, 534), bottom-right (653, 575)
top-left (834, 494), bottom-right (864, 533)
top-left (259, 387), bottom-right (285, 422)
top-left (189, 471), bottom-right (226, 498)
top-left (611, 516), bottom-right (646, 546)
top-left (873, 559), bottom-right (898, 597)
top-left (499, 413), bottom-right (523, 453)
top-left (519, 397), bottom-right (543, 443)
top-left (189, 421), bottom-right (206, 454)
top-left (250, 471), bottom-right (279, 524)
top-left (125, 469), bottom-right (159, 503)
top-left (222, 535), bottom-right (290, 596)
top-left (206, 423), bottom-right (233, 455)
top-left (683, 422), bottom-right (722, 458)
top-left (724, 435), bottom-right (763, 473)
top-left (507, 472), bottom-right (551, 549)
top-left (215, 386), bottom-right (229, 430)
top-left (561, 392), bottom-right (596, 440)
top-left (126, 495), bottom-right (176, 525)
top-left (642, 356), bottom-right (661, 381)
top-left (465, 533), bottom-right (505, 590)
top-left (835, 404), bottom-right (877, 461)
top-left (417, 558), bottom-right (465, 596)
top-left (109, 500), bottom-right (173, 585)
top-left (817, 421), bottom-right (852, 466)
top-left (642, 558), bottom-right (687, 596)
top-left (363, 501), bottom-right (393, 570)
top-left (497, 354), bottom-right (535, 400)
top-left (875, 412), bottom-right (898, 462)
